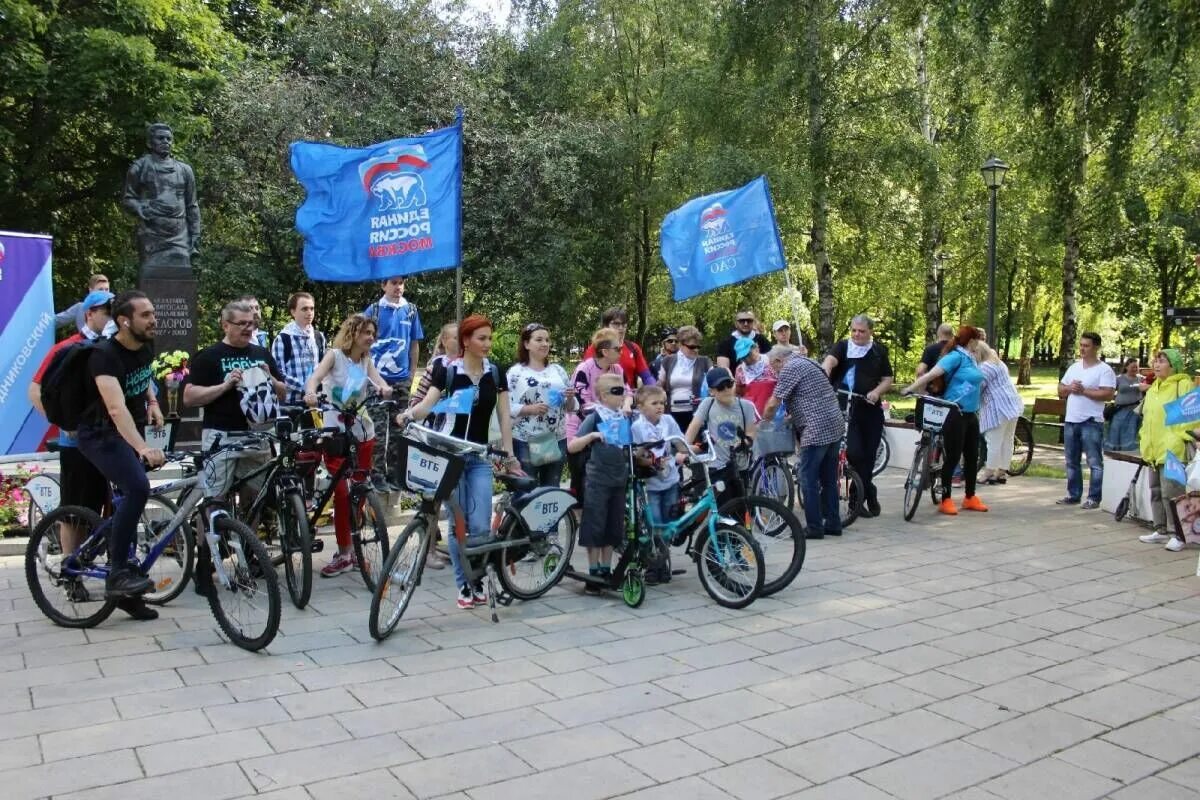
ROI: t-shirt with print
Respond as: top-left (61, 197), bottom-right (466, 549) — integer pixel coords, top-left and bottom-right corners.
top-left (430, 358), bottom-right (505, 445)
top-left (694, 397), bottom-right (758, 469)
top-left (84, 338), bottom-right (154, 428)
top-left (1060, 360), bottom-right (1117, 423)
top-left (507, 362), bottom-right (570, 442)
top-left (188, 342), bottom-right (283, 431)
top-left (935, 347), bottom-right (985, 414)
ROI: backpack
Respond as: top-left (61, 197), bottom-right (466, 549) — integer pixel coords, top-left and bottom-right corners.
top-left (40, 340), bottom-right (99, 430)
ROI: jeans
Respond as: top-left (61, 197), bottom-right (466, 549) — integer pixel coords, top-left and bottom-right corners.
top-left (445, 453), bottom-right (493, 589)
top-left (76, 426), bottom-right (149, 570)
top-left (1105, 406), bottom-right (1141, 452)
top-left (800, 440), bottom-right (840, 535)
top-left (1064, 420), bottom-right (1105, 502)
top-left (646, 484), bottom-right (680, 527)
top-left (512, 438), bottom-right (566, 489)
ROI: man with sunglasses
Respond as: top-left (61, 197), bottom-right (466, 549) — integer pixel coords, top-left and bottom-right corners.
top-left (717, 310), bottom-right (772, 371)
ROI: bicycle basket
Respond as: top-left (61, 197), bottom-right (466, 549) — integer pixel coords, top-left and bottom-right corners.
top-left (755, 421), bottom-right (796, 457)
top-left (915, 398), bottom-right (956, 433)
top-left (396, 433), bottom-right (467, 501)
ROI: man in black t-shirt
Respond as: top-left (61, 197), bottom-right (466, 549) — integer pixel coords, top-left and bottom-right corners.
top-left (716, 310), bottom-right (772, 371)
top-left (75, 291), bottom-right (164, 616)
top-left (917, 323), bottom-right (954, 384)
top-left (184, 300), bottom-right (286, 502)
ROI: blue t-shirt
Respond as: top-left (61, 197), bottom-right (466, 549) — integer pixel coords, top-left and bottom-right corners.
top-left (365, 299), bottom-right (424, 383)
top-left (936, 347), bottom-right (984, 413)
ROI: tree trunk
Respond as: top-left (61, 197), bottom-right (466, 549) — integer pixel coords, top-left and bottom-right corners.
top-left (1017, 271), bottom-right (1037, 384)
top-left (804, 0), bottom-right (835, 352)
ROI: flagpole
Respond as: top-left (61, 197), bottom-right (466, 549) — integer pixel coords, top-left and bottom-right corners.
top-left (455, 106), bottom-right (465, 324)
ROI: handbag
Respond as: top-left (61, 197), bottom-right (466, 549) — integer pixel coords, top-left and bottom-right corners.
top-left (526, 430), bottom-right (562, 466)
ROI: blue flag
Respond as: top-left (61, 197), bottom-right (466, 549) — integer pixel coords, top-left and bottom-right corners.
top-left (1164, 386), bottom-right (1200, 426)
top-left (290, 113), bottom-right (463, 282)
top-left (660, 176), bottom-right (787, 301)
top-left (1165, 450), bottom-right (1187, 485)
top-left (600, 417), bottom-right (632, 447)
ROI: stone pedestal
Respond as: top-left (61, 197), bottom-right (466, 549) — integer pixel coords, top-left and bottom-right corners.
top-left (140, 274), bottom-right (201, 446)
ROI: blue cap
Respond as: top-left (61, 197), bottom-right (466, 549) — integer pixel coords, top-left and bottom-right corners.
top-left (82, 290), bottom-right (114, 310)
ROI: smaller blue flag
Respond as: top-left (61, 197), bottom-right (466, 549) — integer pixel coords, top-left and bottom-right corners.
top-left (1164, 387), bottom-right (1200, 426)
top-left (431, 386), bottom-right (476, 416)
top-left (1165, 450), bottom-right (1187, 485)
top-left (660, 176), bottom-right (787, 301)
top-left (600, 417), bottom-right (632, 447)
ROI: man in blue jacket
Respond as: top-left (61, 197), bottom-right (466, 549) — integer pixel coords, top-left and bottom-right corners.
top-left (364, 276), bottom-right (424, 489)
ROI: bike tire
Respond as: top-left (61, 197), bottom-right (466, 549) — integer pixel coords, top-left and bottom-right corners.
top-left (718, 495), bottom-right (805, 597)
top-left (1009, 416), bottom-right (1034, 476)
top-left (369, 516), bottom-right (429, 641)
top-left (841, 465), bottom-right (864, 528)
top-left (139, 495), bottom-right (194, 606)
top-left (25, 506), bottom-right (117, 629)
top-left (205, 516), bottom-right (281, 652)
top-left (903, 443), bottom-right (929, 522)
top-left (873, 436), bottom-right (890, 476)
top-left (695, 521), bottom-right (764, 609)
top-left (495, 510), bottom-right (577, 601)
top-left (279, 490), bottom-right (313, 609)
top-left (351, 489), bottom-right (390, 593)
top-left (751, 456), bottom-right (795, 510)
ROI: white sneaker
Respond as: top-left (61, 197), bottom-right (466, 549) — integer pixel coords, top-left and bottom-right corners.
top-left (1140, 531), bottom-right (1171, 544)
top-left (1165, 537), bottom-right (1185, 552)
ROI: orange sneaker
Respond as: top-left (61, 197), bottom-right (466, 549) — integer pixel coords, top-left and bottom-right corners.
top-left (961, 495), bottom-right (989, 512)
top-left (938, 498), bottom-right (959, 515)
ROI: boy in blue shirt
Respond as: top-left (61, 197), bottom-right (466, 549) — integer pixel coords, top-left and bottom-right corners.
top-left (364, 276), bottom-right (424, 488)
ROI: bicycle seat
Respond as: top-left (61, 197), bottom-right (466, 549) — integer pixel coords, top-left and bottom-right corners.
top-left (496, 473), bottom-right (537, 492)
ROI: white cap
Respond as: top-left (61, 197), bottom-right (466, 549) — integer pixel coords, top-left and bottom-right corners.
top-left (771, 320), bottom-right (790, 332)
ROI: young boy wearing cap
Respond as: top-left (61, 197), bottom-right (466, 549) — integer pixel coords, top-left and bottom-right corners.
top-left (684, 367), bottom-right (759, 504)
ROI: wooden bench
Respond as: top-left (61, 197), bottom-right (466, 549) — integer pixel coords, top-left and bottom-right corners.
top-left (1030, 397), bottom-right (1067, 443)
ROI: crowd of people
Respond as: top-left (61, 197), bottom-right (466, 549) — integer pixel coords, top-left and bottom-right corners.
top-left (36, 272), bottom-right (1200, 616)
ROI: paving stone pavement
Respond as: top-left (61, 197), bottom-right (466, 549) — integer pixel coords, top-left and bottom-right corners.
top-left (1, 472), bottom-right (1198, 800)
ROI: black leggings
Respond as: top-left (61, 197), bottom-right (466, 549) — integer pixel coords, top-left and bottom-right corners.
top-left (941, 411), bottom-right (980, 498)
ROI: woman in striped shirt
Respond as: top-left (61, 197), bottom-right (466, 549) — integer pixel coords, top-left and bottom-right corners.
top-left (976, 343), bottom-right (1024, 485)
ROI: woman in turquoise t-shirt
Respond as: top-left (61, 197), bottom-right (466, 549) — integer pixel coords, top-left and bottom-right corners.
top-left (902, 326), bottom-right (988, 515)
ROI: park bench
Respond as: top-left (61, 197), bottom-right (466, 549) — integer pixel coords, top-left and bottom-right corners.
top-left (1030, 397), bottom-right (1067, 443)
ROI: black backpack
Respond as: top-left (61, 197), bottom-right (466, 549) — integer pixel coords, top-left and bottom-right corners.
top-left (40, 340), bottom-right (99, 430)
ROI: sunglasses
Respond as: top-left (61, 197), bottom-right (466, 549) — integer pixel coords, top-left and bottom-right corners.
top-left (713, 380), bottom-right (735, 391)
top-left (606, 386), bottom-right (625, 396)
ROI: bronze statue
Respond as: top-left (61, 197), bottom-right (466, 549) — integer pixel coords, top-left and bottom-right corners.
top-left (122, 123), bottom-right (201, 275)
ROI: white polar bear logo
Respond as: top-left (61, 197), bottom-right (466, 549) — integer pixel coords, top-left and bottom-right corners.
top-left (371, 172), bottom-right (427, 212)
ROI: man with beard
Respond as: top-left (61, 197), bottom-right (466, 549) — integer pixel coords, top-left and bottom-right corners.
top-left (75, 291), bottom-right (165, 617)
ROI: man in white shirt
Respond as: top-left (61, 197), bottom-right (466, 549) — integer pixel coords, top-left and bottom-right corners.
top-left (1056, 332), bottom-right (1116, 509)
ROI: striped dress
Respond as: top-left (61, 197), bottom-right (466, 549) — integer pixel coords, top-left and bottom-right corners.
top-left (978, 361), bottom-right (1023, 432)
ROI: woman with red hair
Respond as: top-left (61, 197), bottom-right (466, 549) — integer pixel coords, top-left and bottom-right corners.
top-left (902, 325), bottom-right (989, 515)
top-left (399, 314), bottom-right (521, 609)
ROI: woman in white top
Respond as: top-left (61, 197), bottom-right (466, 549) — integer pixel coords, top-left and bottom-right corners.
top-left (507, 323), bottom-right (577, 486)
top-left (304, 314), bottom-right (392, 577)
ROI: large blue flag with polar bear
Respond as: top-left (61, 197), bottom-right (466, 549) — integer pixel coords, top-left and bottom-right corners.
top-left (290, 112), bottom-right (462, 282)
top-left (660, 175), bottom-right (786, 301)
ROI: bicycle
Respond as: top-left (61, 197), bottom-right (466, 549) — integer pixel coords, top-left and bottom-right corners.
top-left (793, 389), bottom-right (865, 529)
top-left (565, 434), bottom-right (767, 609)
top-left (25, 440), bottom-right (282, 650)
top-left (369, 422), bottom-right (577, 640)
top-left (900, 393), bottom-right (961, 521)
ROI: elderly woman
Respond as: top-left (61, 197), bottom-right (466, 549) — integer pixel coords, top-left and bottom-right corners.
top-left (1105, 358), bottom-right (1146, 452)
top-left (1136, 349), bottom-right (1198, 552)
top-left (975, 343), bottom-right (1024, 485)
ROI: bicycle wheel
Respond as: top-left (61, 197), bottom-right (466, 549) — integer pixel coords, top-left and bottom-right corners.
top-left (695, 521), bottom-right (764, 609)
top-left (873, 436), bottom-right (890, 476)
top-left (1009, 416), bottom-right (1033, 476)
top-left (25, 506), bottom-right (116, 628)
top-left (204, 516), bottom-right (281, 652)
top-left (139, 495), bottom-right (194, 606)
top-left (750, 456), bottom-right (795, 510)
top-left (369, 516), bottom-right (429, 641)
top-left (496, 510), bottom-right (577, 601)
top-left (902, 442), bottom-right (929, 522)
top-left (718, 495), bottom-right (805, 596)
top-left (351, 489), bottom-right (390, 592)
top-left (278, 489), bottom-right (313, 609)
top-left (840, 465), bottom-right (864, 528)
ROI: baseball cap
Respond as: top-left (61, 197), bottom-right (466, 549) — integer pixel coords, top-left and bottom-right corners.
top-left (771, 320), bottom-right (790, 332)
top-left (82, 290), bottom-right (114, 309)
top-left (705, 366), bottom-right (734, 389)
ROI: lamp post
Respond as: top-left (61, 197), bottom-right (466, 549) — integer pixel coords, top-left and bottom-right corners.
top-left (981, 155), bottom-right (1009, 343)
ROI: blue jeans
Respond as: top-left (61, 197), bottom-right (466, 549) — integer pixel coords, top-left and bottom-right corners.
top-left (1064, 420), bottom-right (1104, 502)
top-left (1104, 407), bottom-right (1141, 452)
top-left (646, 484), bottom-right (680, 528)
top-left (445, 454), bottom-right (494, 589)
top-left (800, 440), bottom-right (840, 535)
top-left (512, 438), bottom-right (566, 489)
top-left (76, 426), bottom-right (150, 569)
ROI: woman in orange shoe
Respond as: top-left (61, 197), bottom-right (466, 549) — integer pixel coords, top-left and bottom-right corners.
top-left (902, 326), bottom-right (988, 515)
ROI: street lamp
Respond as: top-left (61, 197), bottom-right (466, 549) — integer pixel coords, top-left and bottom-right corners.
top-left (981, 155), bottom-right (1009, 342)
